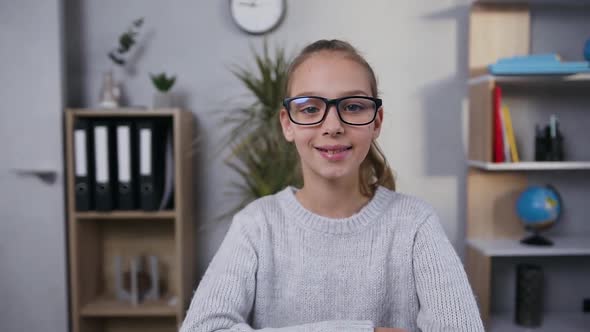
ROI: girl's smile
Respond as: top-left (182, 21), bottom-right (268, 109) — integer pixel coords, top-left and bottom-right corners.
top-left (314, 144), bottom-right (353, 161)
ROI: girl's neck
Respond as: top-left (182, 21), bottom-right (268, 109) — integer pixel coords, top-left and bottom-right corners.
top-left (295, 176), bottom-right (370, 219)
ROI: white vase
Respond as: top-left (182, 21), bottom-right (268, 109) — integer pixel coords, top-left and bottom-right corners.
top-left (98, 70), bottom-right (121, 108)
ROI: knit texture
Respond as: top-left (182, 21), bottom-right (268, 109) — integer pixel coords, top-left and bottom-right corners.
top-left (180, 186), bottom-right (484, 332)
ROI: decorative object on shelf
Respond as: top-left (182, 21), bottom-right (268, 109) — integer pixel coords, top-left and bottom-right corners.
top-left (99, 17), bottom-right (145, 108)
top-left (221, 40), bottom-right (301, 217)
top-left (515, 264), bottom-right (544, 327)
top-left (516, 185), bottom-right (562, 246)
top-left (108, 18), bottom-right (144, 66)
top-left (150, 72), bottom-right (177, 108)
top-left (144, 255), bottom-right (161, 300)
top-left (230, 0), bottom-right (286, 35)
top-left (584, 38), bottom-right (590, 62)
top-left (534, 114), bottom-right (565, 162)
top-left (98, 71), bottom-right (121, 108)
top-left (114, 255), bottom-right (161, 305)
top-left (489, 53), bottom-right (590, 76)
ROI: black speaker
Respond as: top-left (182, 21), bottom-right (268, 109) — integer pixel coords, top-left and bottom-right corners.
top-left (515, 264), bottom-right (544, 327)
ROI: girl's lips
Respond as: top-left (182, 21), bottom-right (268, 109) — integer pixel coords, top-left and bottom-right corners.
top-left (314, 145), bottom-right (352, 161)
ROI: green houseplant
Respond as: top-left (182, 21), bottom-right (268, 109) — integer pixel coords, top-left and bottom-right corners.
top-left (223, 41), bottom-right (302, 216)
top-left (150, 72), bottom-right (176, 92)
top-left (150, 72), bottom-right (177, 108)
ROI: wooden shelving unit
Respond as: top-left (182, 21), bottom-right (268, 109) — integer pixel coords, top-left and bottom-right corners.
top-left (65, 108), bottom-right (195, 332)
top-left (75, 211), bottom-right (177, 220)
top-left (80, 296), bottom-right (177, 317)
top-left (489, 312), bottom-right (590, 332)
top-left (467, 237), bottom-right (590, 256)
top-left (467, 160), bottom-right (590, 171)
top-left (465, 1), bottom-right (590, 330)
top-left (468, 73), bottom-right (590, 85)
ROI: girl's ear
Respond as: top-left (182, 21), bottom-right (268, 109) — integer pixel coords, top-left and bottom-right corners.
top-left (372, 107), bottom-right (384, 139)
top-left (279, 108), bottom-right (295, 142)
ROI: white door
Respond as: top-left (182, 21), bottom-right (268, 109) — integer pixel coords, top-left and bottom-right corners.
top-left (0, 1), bottom-right (69, 331)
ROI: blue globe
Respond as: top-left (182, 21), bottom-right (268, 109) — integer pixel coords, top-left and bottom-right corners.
top-left (516, 185), bottom-right (561, 245)
top-left (516, 185), bottom-right (561, 230)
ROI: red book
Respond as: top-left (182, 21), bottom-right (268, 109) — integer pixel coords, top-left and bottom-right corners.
top-left (493, 85), bottom-right (505, 163)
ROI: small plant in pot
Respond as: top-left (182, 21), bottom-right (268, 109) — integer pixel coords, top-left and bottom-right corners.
top-left (150, 72), bottom-right (177, 108)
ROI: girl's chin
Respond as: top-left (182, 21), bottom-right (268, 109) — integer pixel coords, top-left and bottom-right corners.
top-left (315, 167), bottom-right (356, 181)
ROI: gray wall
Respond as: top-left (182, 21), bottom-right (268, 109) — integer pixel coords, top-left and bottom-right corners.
top-left (0, 0), bottom-right (68, 331)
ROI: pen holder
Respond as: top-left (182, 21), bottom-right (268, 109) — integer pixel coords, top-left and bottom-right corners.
top-left (534, 125), bottom-right (564, 161)
top-left (548, 134), bottom-right (564, 161)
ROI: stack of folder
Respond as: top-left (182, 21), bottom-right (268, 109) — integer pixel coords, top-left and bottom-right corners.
top-left (73, 118), bottom-right (174, 212)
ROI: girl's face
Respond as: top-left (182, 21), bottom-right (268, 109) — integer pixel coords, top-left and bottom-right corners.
top-left (280, 51), bottom-right (383, 184)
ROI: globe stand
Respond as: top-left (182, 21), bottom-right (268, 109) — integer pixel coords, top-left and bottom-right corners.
top-left (521, 232), bottom-right (553, 246)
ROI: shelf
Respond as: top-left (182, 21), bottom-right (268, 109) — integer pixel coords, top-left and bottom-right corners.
top-left (75, 210), bottom-right (176, 220)
top-left (80, 296), bottom-right (177, 317)
top-left (467, 236), bottom-right (590, 257)
top-left (469, 73), bottom-right (590, 85)
top-left (67, 108), bottom-right (182, 117)
top-left (468, 160), bottom-right (590, 171)
top-left (489, 312), bottom-right (590, 332)
top-left (474, 0), bottom-right (590, 6)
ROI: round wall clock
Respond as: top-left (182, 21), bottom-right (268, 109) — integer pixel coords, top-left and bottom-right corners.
top-left (230, 0), bottom-right (286, 34)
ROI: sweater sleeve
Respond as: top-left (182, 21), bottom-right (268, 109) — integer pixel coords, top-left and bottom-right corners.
top-left (179, 211), bottom-right (374, 332)
top-left (412, 214), bottom-right (484, 332)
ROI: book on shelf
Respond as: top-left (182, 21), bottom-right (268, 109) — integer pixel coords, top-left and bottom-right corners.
top-left (502, 105), bottom-right (520, 162)
top-left (499, 103), bottom-right (511, 162)
top-left (492, 86), bottom-right (520, 164)
top-left (493, 86), bottom-right (505, 163)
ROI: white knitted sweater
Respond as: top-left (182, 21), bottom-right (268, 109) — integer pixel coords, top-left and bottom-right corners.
top-left (180, 186), bottom-right (484, 332)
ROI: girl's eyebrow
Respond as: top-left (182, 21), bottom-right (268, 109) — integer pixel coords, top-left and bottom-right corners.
top-left (292, 90), bottom-right (369, 98)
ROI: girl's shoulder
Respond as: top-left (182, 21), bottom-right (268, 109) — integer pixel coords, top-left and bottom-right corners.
top-left (377, 186), bottom-right (438, 224)
top-left (230, 188), bottom-right (289, 229)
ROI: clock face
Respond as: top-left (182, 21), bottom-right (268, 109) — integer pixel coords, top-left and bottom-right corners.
top-left (230, 0), bottom-right (286, 34)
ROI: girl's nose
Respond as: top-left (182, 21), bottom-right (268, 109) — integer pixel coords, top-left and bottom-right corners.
top-left (322, 105), bottom-right (344, 136)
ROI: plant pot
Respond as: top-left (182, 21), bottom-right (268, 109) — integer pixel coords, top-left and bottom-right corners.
top-left (152, 91), bottom-right (175, 109)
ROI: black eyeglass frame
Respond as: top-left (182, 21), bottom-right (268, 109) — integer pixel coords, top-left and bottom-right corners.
top-left (282, 95), bottom-right (383, 126)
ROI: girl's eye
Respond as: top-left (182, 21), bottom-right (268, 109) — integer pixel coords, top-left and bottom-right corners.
top-left (343, 104), bottom-right (364, 112)
top-left (299, 106), bottom-right (320, 114)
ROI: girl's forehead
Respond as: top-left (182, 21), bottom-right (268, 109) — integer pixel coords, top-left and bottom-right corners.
top-left (289, 53), bottom-right (372, 97)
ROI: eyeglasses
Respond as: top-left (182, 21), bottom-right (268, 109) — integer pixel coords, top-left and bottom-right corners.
top-left (282, 96), bottom-right (382, 126)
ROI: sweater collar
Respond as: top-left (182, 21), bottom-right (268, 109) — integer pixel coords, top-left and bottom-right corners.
top-left (277, 185), bottom-right (393, 235)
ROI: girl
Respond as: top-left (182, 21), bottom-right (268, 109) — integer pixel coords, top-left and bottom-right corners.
top-left (180, 40), bottom-right (484, 332)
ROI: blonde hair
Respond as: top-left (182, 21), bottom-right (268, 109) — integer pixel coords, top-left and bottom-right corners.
top-left (284, 39), bottom-right (395, 196)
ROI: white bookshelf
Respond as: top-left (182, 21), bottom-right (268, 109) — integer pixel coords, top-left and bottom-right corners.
top-left (473, 0), bottom-right (590, 5)
top-left (467, 236), bottom-right (590, 257)
top-left (468, 73), bottom-right (590, 86)
top-left (467, 160), bottom-right (590, 171)
top-left (489, 312), bottom-right (590, 332)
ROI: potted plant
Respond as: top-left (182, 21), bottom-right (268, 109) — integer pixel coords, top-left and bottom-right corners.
top-left (221, 41), bottom-right (302, 217)
top-left (150, 72), bottom-right (177, 108)
top-left (99, 17), bottom-right (144, 108)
